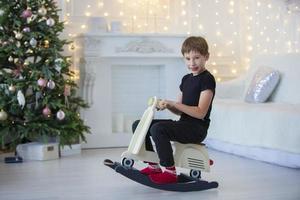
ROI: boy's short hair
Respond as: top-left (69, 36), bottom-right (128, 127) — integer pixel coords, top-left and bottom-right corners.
top-left (181, 36), bottom-right (209, 56)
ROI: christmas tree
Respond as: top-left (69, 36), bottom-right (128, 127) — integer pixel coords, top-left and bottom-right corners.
top-left (0, 0), bottom-right (90, 150)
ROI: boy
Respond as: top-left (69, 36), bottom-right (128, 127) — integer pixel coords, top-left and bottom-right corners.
top-left (132, 36), bottom-right (216, 184)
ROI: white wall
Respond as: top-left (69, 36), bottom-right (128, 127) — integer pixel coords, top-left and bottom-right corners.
top-left (58, 0), bottom-right (300, 81)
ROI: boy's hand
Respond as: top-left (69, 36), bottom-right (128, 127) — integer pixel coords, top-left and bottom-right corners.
top-left (157, 99), bottom-right (175, 110)
top-left (157, 99), bottom-right (167, 110)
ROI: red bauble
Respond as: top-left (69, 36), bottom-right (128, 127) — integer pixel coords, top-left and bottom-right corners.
top-left (21, 9), bottom-right (32, 18)
top-left (42, 107), bottom-right (51, 117)
top-left (37, 78), bottom-right (47, 87)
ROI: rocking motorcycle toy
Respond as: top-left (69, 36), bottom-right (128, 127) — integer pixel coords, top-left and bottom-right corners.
top-left (104, 97), bottom-right (218, 192)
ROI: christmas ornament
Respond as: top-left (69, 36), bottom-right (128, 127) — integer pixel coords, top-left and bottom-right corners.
top-left (21, 8), bottom-right (32, 18)
top-left (38, 6), bottom-right (47, 16)
top-left (35, 92), bottom-right (42, 109)
top-left (54, 58), bottom-right (63, 73)
top-left (44, 40), bottom-right (49, 48)
top-left (64, 85), bottom-right (71, 96)
top-left (47, 80), bottom-right (55, 89)
top-left (24, 60), bottom-right (30, 66)
top-left (14, 31), bottom-right (23, 40)
top-left (37, 78), bottom-right (47, 87)
top-left (8, 85), bottom-right (16, 92)
top-left (0, 110), bottom-right (8, 121)
top-left (17, 90), bottom-right (26, 109)
top-left (64, 85), bottom-right (71, 107)
top-left (42, 106), bottom-right (51, 117)
top-left (26, 49), bottom-right (33, 54)
top-left (14, 58), bottom-right (19, 64)
top-left (23, 27), bottom-right (30, 32)
top-left (8, 56), bottom-right (13, 62)
top-left (27, 14), bottom-right (37, 23)
top-left (56, 110), bottom-right (65, 120)
top-left (16, 41), bottom-right (21, 48)
top-left (46, 18), bottom-right (55, 26)
top-left (30, 38), bottom-right (37, 47)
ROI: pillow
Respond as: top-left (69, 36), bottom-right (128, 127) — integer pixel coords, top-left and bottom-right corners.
top-left (245, 67), bottom-right (280, 103)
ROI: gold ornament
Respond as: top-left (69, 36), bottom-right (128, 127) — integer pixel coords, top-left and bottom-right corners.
top-left (24, 60), bottom-right (30, 66)
top-left (8, 85), bottom-right (16, 93)
top-left (0, 110), bottom-right (8, 121)
top-left (8, 56), bottom-right (13, 62)
top-left (38, 6), bottom-right (47, 16)
top-left (44, 40), bottom-right (49, 48)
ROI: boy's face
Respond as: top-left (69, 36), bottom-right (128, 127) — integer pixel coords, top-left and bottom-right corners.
top-left (183, 51), bottom-right (209, 75)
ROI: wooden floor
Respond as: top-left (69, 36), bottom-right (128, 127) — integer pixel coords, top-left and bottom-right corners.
top-left (0, 148), bottom-right (299, 200)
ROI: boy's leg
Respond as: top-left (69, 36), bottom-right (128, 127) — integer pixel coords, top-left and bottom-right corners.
top-left (132, 119), bottom-right (172, 175)
top-left (132, 119), bottom-right (173, 152)
top-left (148, 121), bottom-right (207, 184)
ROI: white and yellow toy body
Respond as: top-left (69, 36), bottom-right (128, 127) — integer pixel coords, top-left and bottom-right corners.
top-left (121, 97), bottom-right (212, 178)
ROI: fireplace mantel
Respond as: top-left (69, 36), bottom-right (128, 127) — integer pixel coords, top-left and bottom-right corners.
top-left (74, 33), bottom-right (187, 58)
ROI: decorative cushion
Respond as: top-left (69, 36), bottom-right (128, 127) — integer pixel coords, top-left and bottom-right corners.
top-left (245, 67), bottom-right (280, 103)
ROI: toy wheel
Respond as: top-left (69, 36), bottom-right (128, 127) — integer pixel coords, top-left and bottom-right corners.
top-left (122, 158), bottom-right (134, 168)
top-left (190, 169), bottom-right (201, 179)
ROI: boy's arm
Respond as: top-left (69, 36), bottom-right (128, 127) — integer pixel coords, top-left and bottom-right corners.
top-left (165, 90), bottom-right (214, 119)
top-left (159, 93), bottom-right (182, 116)
top-left (166, 93), bottom-right (183, 115)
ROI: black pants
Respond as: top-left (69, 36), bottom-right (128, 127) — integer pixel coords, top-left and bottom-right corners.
top-left (132, 119), bottom-right (208, 167)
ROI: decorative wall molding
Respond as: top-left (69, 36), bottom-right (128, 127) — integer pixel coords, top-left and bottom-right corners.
top-left (82, 37), bottom-right (102, 50)
top-left (116, 38), bottom-right (173, 54)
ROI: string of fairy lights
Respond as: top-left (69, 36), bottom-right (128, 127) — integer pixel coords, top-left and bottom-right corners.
top-left (60, 0), bottom-right (300, 81)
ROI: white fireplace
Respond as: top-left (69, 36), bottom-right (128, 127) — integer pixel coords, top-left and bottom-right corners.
top-left (74, 33), bottom-right (187, 148)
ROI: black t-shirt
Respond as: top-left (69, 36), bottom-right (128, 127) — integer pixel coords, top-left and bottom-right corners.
top-left (179, 70), bottom-right (216, 127)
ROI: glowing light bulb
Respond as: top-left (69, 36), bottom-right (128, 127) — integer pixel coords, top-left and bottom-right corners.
top-left (257, 2), bottom-right (261, 7)
top-left (119, 11), bottom-right (124, 16)
top-left (183, 21), bottom-right (187, 26)
top-left (231, 69), bottom-right (237, 74)
top-left (181, 10), bottom-right (186, 16)
top-left (104, 12), bottom-right (109, 17)
top-left (213, 69), bottom-right (218, 74)
top-left (229, 1), bottom-right (234, 6)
